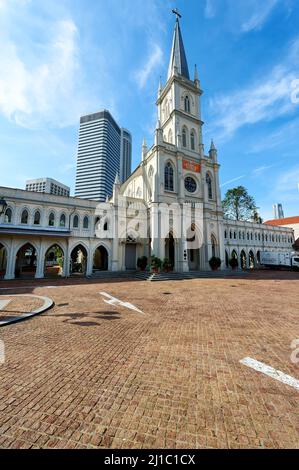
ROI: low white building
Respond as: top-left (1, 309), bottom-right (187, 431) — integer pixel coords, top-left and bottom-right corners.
top-left (265, 216), bottom-right (299, 246)
top-left (25, 178), bottom-right (70, 198)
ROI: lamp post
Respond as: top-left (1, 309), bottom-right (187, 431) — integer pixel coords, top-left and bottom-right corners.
top-left (0, 198), bottom-right (7, 216)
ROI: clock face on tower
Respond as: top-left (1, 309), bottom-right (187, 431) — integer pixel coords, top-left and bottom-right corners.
top-left (184, 176), bottom-right (197, 193)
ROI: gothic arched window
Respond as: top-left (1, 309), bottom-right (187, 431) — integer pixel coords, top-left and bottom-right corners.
top-left (73, 215), bottom-right (79, 228)
top-left (184, 95), bottom-right (190, 113)
top-left (21, 209), bottom-right (29, 224)
top-left (182, 127), bottom-right (188, 148)
top-left (190, 130), bottom-right (195, 150)
top-left (60, 214), bottom-right (66, 228)
top-left (48, 212), bottom-right (55, 227)
top-left (5, 208), bottom-right (12, 223)
top-left (211, 235), bottom-right (218, 257)
top-left (34, 211), bottom-right (41, 225)
top-left (83, 216), bottom-right (89, 229)
top-left (165, 162), bottom-right (174, 192)
top-left (206, 173), bottom-right (213, 199)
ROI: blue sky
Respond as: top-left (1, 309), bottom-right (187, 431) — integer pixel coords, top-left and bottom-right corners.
top-left (0, 0), bottom-right (299, 220)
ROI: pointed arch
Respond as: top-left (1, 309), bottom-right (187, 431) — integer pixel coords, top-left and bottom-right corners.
top-left (249, 250), bottom-right (255, 269)
top-left (211, 234), bottom-right (218, 257)
top-left (165, 161), bottom-right (175, 191)
top-left (184, 95), bottom-right (190, 113)
top-left (70, 244), bottom-right (88, 276)
top-left (48, 211), bottom-right (55, 227)
top-left (59, 213), bottom-right (66, 228)
top-left (206, 173), bottom-right (213, 199)
top-left (165, 232), bottom-right (175, 269)
top-left (21, 209), bottom-right (29, 224)
top-left (73, 214), bottom-right (79, 228)
top-left (93, 245), bottom-right (109, 271)
top-left (182, 126), bottom-right (188, 148)
top-left (83, 215), bottom-right (89, 229)
top-left (0, 243), bottom-right (7, 279)
top-left (15, 243), bottom-right (37, 278)
top-left (257, 250), bottom-right (261, 265)
top-left (225, 250), bottom-right (229, 268)
top-left (44, 244), bottom-right (65, 278)
top-left (34, 210), bottom-right (41, 225)
top-left (240, 250), bottom-right (247, 270)
top-left (190, 129), bottom-right (196, 150)
top-left (4, 207), bottom-right (12, 223)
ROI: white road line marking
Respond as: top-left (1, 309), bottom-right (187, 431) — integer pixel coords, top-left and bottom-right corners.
top-left (99, 292), bottom-right (144, 314)
top-left (0, 300), bottom-right (11, 310)
top-left (0, 295), bottom-right (54, 326)
top-left (240, 357), bottom-right (299, 392)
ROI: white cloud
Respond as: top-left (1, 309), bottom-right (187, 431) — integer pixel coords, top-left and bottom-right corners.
top-left (241, 0), bottom-right (278, 32)
top-left (259, 164), bottom-right (299, 218)
top-left (276, 165), bottom-right (299, 193)
top-left (204, 0), bottom-right (217, 19)
top-left (208, 39), bottom-right (299, 141)
top-left (220, 175), bottom-right (246, 187)
top-left (0, 18), bottom-right (86, 128)
top-left (248, 116), bottom-right (299, 153)
top-left (205, 0), bottom-right (280, 32)
top-left (252, 164), bottom-right (278, 176)
top-left (134, 43), bottom-right (163, 90)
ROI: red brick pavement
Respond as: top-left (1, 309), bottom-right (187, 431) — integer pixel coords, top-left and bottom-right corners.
top-left (0, 271), bottom-right (298, 448)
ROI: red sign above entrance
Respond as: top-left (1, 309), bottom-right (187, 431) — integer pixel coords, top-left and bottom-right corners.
top-left (183, 160), bottom-right (201, 173)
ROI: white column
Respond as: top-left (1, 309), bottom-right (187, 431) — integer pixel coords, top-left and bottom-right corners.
top-left (4, 239), bottom-right (16, 280)
top-left (112, 206), bottom-right (119, 272)
top-left (35, 240), bottom-right (45, 279)
top-left (151, 204), bottom-right (160, 258)
top-left (178, 209), bottom-right (189, 272)
top-left (64, 241), bottom-right (70, 277)
top-left (218, 221), bottom-right (226, 270)
top-left (86, 244), bottom-right (93, 276)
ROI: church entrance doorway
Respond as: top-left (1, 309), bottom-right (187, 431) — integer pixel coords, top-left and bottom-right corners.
top-left (188, 249), bottom-right (200, 271)
top-left (125, 244), bottom-right (136, 270)
top-left (93, 246), bottom-right (108, 271)
top-left (165, 233), bottom-right (175, 270)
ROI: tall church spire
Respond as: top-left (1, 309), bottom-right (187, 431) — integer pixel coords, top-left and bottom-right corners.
top-left (167, 15), bottom-right (190, 80)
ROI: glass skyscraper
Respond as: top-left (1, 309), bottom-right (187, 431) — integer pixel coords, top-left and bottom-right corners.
top-left (75, 110), bottom-right (131, 201)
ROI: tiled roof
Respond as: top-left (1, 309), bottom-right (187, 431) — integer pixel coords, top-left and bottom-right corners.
top-left (264, 216), bottom-right (299, 226)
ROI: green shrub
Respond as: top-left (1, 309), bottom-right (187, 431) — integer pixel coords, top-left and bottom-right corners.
top-left (209, 256), bottom-right (221, 270)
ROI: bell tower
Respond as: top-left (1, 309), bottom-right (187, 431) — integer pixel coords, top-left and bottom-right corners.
top-left (157, 11), bottom-right (204, 159)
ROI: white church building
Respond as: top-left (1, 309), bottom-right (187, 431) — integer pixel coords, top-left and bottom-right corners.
top-left (0, 17), bottom-right (295, 280)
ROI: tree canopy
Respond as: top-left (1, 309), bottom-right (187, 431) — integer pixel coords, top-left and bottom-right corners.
top-left (222, 186), bottom-right (261, 222)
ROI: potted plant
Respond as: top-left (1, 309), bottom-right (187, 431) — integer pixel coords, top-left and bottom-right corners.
top-left (209, 256), bottom-right (222, 271)
top-left (162, 258), bottom-right (173, 272)
top-left (229, 257), bottom-right (239, 270)
top-left (151, 255), bottom-right (162, 273)
top-left (137, 256), bottom-right (148, 271)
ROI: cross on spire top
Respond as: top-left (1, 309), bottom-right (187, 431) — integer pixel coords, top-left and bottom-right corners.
top-left (172, 8), bottom-right (182, 20)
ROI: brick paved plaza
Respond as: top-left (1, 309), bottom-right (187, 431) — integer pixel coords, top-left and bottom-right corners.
top-left (0, 271), bottom-right (298, 449)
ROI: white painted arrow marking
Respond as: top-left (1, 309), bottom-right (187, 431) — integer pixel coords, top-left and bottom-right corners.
top-left (240, 357), bottom-right (299, 392)
top-left (99, 292), bottom-right (144, 314)
top-left (0, 300), bottom-right (11, 311)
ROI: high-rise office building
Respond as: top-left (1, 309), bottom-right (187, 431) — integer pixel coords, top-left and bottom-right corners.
top-left (25, 178), bottom-right (70, 197)
top-left (75, 110), bottom-right (132, 202)
top-left (120, 128), bottom-right (132, 183)
top-left (273, 203), bottom-right (284, 219)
